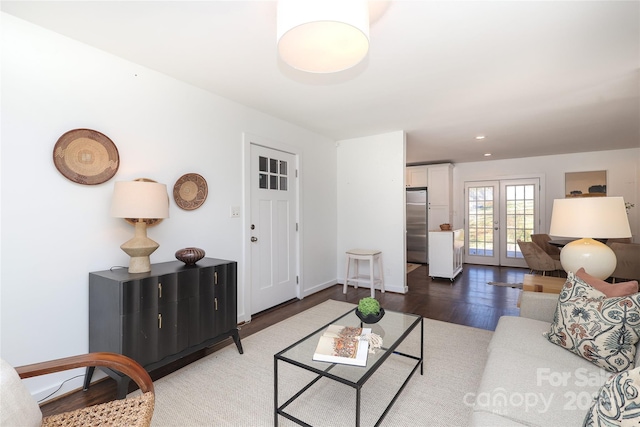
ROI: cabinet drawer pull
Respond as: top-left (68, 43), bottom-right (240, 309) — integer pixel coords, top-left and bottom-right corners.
top-left (158, 283), bottom-right (162, 298)
top-left (214, 271), bottom-right (218, 285)
top-left (214, 297), bottom-right (218, 311)
top-left (158, 313), bottom-right (162, 329)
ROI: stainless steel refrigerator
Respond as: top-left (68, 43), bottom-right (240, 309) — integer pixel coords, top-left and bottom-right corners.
top-left (406, 188), bottom-right (428, 263)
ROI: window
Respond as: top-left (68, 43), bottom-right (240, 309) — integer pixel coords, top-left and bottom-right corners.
top-left (258, 156), bottom-right (288, 191)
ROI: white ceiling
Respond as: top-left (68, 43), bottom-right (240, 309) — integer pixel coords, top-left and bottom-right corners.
top-left (2, 1), bottom-right (639, 164)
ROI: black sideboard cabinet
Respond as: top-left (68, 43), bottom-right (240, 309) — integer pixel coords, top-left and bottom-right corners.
top-left (85, 258), bottom-right (243, 398)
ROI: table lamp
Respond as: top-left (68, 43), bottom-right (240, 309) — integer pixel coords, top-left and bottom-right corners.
top-left (549, 196), bottom-right (631, 279)
top-left (110, 181), bottom-right (170, 273)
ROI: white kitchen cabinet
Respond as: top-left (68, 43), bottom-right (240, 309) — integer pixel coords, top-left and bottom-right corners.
top-left (427, 163), bottom-right (453, 228)
top-left (428, 229), bottom-right (464, 281)
top-left (406, 165), bottom-right (428, 188)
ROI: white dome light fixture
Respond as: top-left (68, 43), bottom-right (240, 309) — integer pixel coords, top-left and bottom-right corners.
top-left (277, 0), bottom-right (370, 73)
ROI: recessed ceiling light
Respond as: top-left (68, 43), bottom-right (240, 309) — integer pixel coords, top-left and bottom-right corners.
top-left (483, 153), bottom-right (492, 157)
top-left (476, 135), bottom-right (486, 140)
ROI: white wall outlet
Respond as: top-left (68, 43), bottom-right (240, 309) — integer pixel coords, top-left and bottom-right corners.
top-left (230, 206), bottom-right (241, 218)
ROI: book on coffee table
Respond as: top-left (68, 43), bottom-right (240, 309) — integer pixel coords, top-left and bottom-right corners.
top-left (312, 325), bottom-right (371, 367)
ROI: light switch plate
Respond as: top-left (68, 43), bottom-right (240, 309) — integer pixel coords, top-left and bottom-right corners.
top-left (230, 206), bottom-right (240, 218)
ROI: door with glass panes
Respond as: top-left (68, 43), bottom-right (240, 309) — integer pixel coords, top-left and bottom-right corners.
top-left (465, 179), bottom-right (539, 268)
top-left (250, 144), bottom-right (298, 314)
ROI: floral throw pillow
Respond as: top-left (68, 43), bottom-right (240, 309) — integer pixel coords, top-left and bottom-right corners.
top-left (583, 366), bottom-right (640, 426)
top-left (544, 272), bottom-right (640, 372)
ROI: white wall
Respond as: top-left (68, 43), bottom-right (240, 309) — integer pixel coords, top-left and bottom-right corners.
top-left (0, 13), bottom-right (337, 398)
top-left (452, 148), bottom-right (640, 240)
top-left (337, 131), bottom-right (407, 293)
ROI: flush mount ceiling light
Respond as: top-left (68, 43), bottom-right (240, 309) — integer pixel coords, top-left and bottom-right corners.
top-left (277, 0), bottom-right (370, 73)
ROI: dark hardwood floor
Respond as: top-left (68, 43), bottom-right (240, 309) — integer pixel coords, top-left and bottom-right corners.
top-left (40, 263), bottom-right (524, 417)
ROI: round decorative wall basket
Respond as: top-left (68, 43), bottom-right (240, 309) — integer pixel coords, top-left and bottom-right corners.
top-left (53, 128), bottom-right (119, 185)
top-left (173, 173), bottom-right (208, 210)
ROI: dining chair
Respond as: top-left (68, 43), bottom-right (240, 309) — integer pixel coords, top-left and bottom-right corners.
top-left (517, 240), bottom-right (564, 276)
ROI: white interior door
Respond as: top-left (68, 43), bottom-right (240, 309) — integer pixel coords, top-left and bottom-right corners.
top-left (465, 179), bottom-right (540, 268)
top-left (250, 144), bottom-right (297, 314)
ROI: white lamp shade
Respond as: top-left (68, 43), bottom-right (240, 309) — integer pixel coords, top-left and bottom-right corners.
top-left (277, 0), bottom-right (370, 73)
top-left (111, 181), bottom-right (170, 219)
top-left (549, 197), bottom-right (631, 239)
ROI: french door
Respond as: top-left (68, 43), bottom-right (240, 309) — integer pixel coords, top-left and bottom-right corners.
top-left (465, 179), bottom-right (540, 268)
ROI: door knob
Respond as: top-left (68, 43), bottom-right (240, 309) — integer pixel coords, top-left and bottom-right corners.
top-left (251, 236), bottom-right (258, 242)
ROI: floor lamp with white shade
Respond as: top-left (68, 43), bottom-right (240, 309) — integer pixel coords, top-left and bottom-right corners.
top-left (549, 196), bottom-right (631, 279)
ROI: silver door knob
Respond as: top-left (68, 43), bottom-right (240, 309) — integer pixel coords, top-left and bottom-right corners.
top-left (251, 236), bottom-right (258, 242)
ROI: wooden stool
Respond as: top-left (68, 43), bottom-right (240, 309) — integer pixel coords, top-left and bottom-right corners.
top-left (343, 249), bottom-right (384, 298)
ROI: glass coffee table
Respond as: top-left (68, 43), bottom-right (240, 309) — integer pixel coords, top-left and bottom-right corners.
top-left (274, 307), bottom-right (423, 426)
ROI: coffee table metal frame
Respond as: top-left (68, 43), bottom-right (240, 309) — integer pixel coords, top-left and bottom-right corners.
top-left (274, 308), bottom-right (423, 426)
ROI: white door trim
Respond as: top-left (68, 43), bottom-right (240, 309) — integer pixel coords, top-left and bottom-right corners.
top-left (241, 132), bottom-right (302, 322)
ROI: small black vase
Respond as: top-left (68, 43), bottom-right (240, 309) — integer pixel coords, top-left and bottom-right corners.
top-left (356, 307), bottom-right (385, 324)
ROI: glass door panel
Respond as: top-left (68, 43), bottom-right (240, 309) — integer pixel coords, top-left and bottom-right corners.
top-left (465, 181), bottom-right (499, 266)
top-left (501, 180), bottom-right (539, 267)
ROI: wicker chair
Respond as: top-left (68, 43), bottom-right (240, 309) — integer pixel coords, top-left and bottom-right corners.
top-left (517, 240), bottom-right (564, 276)
top-left (7, 352), bottom-right (154, 427)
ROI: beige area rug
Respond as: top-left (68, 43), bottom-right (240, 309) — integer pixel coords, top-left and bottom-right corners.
top-left (141, 300), bottom-right (493, 426)
top-left (407, 263), bottom-right (421, 274)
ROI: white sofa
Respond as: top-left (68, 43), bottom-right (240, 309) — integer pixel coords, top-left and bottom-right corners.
top-left (469, 291), bottom-right (640, 426)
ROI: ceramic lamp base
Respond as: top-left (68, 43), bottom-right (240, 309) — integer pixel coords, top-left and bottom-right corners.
top-left (124, 255), bottom-right (154, 274)
top-left (120, 221), bottom-right (159, 273)
top-left (560, 238), bottom-right (616, 279)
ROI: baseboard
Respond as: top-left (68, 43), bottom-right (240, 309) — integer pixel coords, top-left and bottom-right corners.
top-left (301, 279), bottom-right (338, 298)
top-left (344, 283), bottom-right (406, 294)
top-left (303, 279), bottom-right (407, 297)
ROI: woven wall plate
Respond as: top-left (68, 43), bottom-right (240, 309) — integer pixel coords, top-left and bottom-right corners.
top-left (53, 128), bottom-right (119, 185)
top-left (174, 173), bottom-right (208, 210)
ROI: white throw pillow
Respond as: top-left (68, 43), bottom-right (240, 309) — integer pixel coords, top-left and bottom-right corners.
top-left (0, 358), bottom-right (42, 427)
